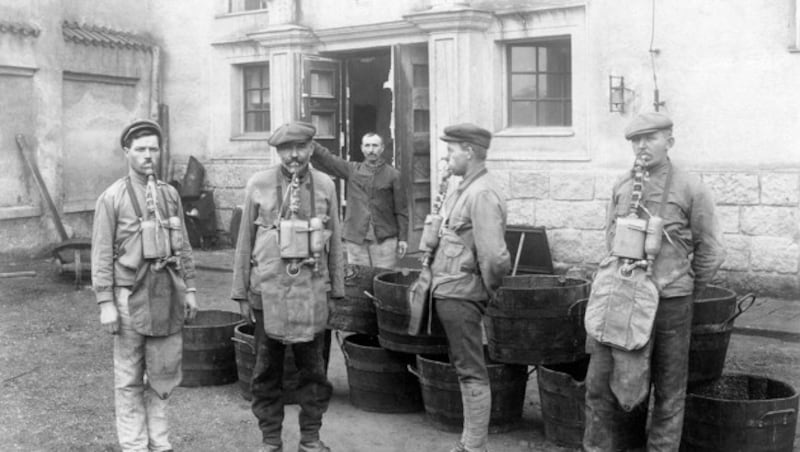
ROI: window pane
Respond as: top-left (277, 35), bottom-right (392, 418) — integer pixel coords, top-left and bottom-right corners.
top-left (244, 67), bottom-right (260, 90)
top-left (244, 0), bottom-right (264, 11)
top-left (510, 74), bottom-right (537, 99)
top-left (413, 64), bottom-right (429, 87)
top-left (245, 112), bottom-right (258, 132)
top-left (311, 71), bottom-right (334, 96)
top-left (510, 46), bottom-right (536, 72)
top-left (510, 101), bottom-right (536, 127)
top-left (539, 101), bottom-right (565, 126)
top-left (246, 90), bottom-right (261, 110)
top-left (413, 109), bottom-right (430, 132)
top-left (538, 74), bottom-right (569, 99)
top-left (312, 113), bottom-right (334, 136)
top-left (261, 88), bottom-right (270, 108)
top-left (261, 66), bottom-right (269, 86)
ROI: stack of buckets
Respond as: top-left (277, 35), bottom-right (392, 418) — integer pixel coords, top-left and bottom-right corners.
top-left (230, 264), bottom-right (798, 452)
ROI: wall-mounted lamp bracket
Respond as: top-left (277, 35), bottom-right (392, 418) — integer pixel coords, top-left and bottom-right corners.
top-left (609, 75), bottom-right (626, 113)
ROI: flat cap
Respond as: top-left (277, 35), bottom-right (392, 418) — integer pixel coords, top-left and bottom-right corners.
top-left (268, 121), bottom-right (316, 147)
top-left (440, 123), bottom-right (492, 149)
top-left (624, 112), bottom-right (673, 140)
top-left (120, 119), bottom-right (162, 149)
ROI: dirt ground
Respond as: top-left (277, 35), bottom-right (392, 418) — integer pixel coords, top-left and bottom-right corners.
top-left (1, 258), bottom-right (798, 452)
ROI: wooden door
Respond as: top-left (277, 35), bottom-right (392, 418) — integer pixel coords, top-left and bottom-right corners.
top-left (394, 44), bottom-right (430, 254)
top-left (300, 55), bottom-right (344, 214)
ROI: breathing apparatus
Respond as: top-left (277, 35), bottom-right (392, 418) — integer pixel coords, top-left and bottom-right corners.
top-left (278, 171), bottom-right (326, 276)
top-left (418, 166), bottom-right (452, 267)
top-left (611, 154), bottom-right (671, 276)
top-left (140, 166), bottom-right (183, 270)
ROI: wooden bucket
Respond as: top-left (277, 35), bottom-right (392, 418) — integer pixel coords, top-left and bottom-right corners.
top-left (411, 353), bottom-right (528, 433)
top-left (487, 275), bottom-right (590, 365)
top-left (372, 270), bottom-right (448, 355)
top-left (681, 374), bottom-right (798, 452)
top-left (341, 333), bottom-right (423, 413)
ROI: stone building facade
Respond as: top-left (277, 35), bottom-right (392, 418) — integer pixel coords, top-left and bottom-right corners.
top-left (1, 0), bottom-right (798, 298)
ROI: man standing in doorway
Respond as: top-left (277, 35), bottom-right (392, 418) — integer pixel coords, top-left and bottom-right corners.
top-left (431, 124), bottom-right (511, 452)
top-left (310, 132), bottom-right (408, 268)
top-left (583, 112), bottom-right (725, 451)
top-left (231, 121), bottom-right (345, 452)
top-left (92, 119), bottom-right (198, 452)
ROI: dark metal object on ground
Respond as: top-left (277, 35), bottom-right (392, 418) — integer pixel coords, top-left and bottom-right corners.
top-left (487, 275), bottom-right (591, 365)
top-left (690, 287), bottom-right (756, 383)
top-left (341, 333), bottom-right (423, 413)
top-left (181, 310), bottom-right (242, 387)
top-left (326, 264), bottom-right (389, 335)
top-left (410, 352), bottom-right (527, 433)
top-left (537, 356), bottom-right (647, 449)
top-left (372, 270), bottom-right (448, 355)
top-left (682, 374), bottom-right (798, 452)
top-left (15, 134), bottom-right (91, 287)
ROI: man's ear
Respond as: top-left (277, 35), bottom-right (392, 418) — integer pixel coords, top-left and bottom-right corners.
top-left (667, 136), bottom-right (675, 149)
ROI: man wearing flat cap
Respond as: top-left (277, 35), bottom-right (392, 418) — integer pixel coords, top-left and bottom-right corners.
top-left (583, 112), bottom-right (725, 451)
top-left (430, 123), bottom-right (510, 452)
top-left (231, 121), bottom-right (344, 452)
top-left (309, 132), bottom-right (409, 269)
top-left (92, 119), bottom-right (198, 452)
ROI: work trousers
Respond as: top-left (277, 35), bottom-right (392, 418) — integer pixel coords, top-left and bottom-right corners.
top-left (436, 297), bottom-right (491, 452)
top-left (345, 237), bottom-right (398, 268)
top-left (584, 294), bottom-right (693, 452)
top-left (251, 309), bottom-right (333, 446)
top-left (113, 287), bottom-right (182, 452)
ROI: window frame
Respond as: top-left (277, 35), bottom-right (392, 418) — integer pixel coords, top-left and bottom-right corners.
top-left (228, 0), bottom-right (267, 14)
top-left (241, 63), bottom-right (271, 134)
top-left (506, 37), bottom-right (572, 128)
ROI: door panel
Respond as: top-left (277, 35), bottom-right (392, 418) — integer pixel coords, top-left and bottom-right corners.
top-left (394, 44), bottom-right (430, 253)
top-left (300, 55), bottom-right (343, 214)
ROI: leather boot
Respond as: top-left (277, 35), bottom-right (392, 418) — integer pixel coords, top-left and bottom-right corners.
top-left (459, 382), bottom-right (491, 452)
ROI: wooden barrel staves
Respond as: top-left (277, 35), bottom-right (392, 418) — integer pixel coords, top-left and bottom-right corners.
top-left (327, 264), bottom-right (389, 335)
top-left (372, 270), bottom-right (449, 355)
top-left (681, 374), bottom-right (798, 452)
top-left (538, 356), bottom-right (648, 449)
top-left (487, 275), bottom-right (590, 365)
top-left (411, 353), bottom-right (528, 433)
top-left (181, 310), bottom-right (243, 387)
top-left (342, 333), bottom-right (423, 413)
top-left (689, 286), bottom-right (755, 383)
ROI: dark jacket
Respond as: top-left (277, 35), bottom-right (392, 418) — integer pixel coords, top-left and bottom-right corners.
top-left (310, 143), bottom-right (408, 244)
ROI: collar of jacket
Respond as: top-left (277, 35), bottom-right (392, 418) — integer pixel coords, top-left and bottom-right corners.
top-left (458, 162), bottom-right (488, 190)
top-left (363, 159), bottom-right (386, 171)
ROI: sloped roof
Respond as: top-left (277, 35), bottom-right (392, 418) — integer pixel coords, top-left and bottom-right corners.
top-left (0, 21), bottom-right (40, 37)
top-left (62, 21), bottom-right (153, 50)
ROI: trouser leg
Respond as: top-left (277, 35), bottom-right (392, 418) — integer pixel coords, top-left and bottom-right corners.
top-left (647, 296), bottom-right (693, 452)
top-left (144, 331), bottom-right (182, 452)
top-left (114, 288), bottom-right (149, 452)
top-left (436, 298), bottom-right (490, 452)
top-left (583, 338), bottom-right (618, 452)
top-left (251, 310), bottom-right (286, 446)
top-left (294, 332), bottom-right (333, 443)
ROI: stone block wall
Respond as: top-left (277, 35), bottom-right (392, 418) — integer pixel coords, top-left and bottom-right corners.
top-left (494, 168), bottom-right (800, 299)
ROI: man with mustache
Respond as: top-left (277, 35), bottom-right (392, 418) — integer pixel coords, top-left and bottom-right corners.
top-left (583, 112), bottom-right (725, 451)
top-left (309, 132), bottom-right (408, 268)
top-left (232, 121), bottom-right (345, 452)
top-left (91, 119), bottom-right (198, 452)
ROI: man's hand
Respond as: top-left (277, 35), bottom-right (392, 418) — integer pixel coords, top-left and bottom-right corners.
top-left (396, 240), bottom-right (408, 259)
top-left (99, 302), bottom-right (120, 335)
top-left (184, 292), bottom-right (198, 321)
top-left (239, 300), bottom-right (256, 325)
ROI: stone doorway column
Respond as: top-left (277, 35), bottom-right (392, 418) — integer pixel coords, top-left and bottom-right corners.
top-left (404, 6), bottom-right (493, 171)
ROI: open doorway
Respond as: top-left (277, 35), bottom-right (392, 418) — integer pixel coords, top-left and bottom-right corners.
top-left (339, 49), bottom-right (393, 163)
